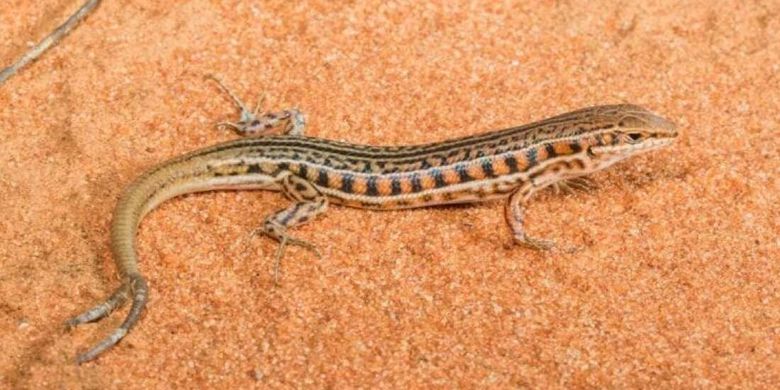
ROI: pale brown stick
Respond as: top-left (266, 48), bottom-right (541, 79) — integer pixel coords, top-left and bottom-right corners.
top-left (0, 0), bottom-right (102, 86)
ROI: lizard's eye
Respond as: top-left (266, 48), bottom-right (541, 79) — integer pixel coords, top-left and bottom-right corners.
top-left (627, 132), bottom-right (642, 142)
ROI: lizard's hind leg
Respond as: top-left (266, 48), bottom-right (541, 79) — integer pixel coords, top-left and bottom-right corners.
top-left (255, 173), bottom-right (328, 283)
top-left (206, 74), bottom-right (306, 136)
top-left (66, 273), bottom-right (148, 364)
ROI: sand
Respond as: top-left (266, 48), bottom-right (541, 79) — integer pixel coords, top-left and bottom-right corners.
top-left (1, 0), bottom-right (778, 387)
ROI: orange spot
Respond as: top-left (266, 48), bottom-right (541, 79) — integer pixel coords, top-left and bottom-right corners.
top-left (420, 174), bottom-right (436, 190)
top-left (512, 152), bottom-right (528, 171)
top-left (536, 146), bottom-right (549, 162)
top-left (376, 177), bottom-right (393, 196)
top-left (553, 142), bottom-right (573, 155)
top-left (400, 178), bottom-right (413, 193)
top-left (467, 164), bottom-right (486, 180)
top-left (327, 171), bottom-right (342, 189)
top-left (492, 158), bottom-right (510, 176)
top-left (442, 169), bottom-right (460, 185)
top-left (352, 177), bottom-right (367, 194)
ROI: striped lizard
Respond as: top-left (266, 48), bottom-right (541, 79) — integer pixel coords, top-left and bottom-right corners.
top-left (67, 76), bottom-right (677, 363)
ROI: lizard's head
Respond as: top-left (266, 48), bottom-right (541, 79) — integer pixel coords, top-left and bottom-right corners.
top-left (584, 105), bottom-right (678, 168)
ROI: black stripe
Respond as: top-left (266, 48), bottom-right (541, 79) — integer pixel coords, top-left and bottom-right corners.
top-left (432, 169), bottom-right (447, 188)
top-left (504, 155), bottom-right (519, 173)
top-left (456, 164), bottom-right (473, 182)
top-left (390, 178), bottom-right (403, 195)
top-left (298, 164), bottom-right (308, 178)
top-left (247, 163), bottom-right (262, 174)
top-left (341, 174), bottom-right (354, 193)
top-left (526, 148), bottom-right (538, 168)
top-left (569, 142), bottom-right (582, 153)
top-left (316, 170), bottom-right (329, 187)
top-left (411, 174), bottom-right (422, 193)
top-left (545, 143), bottom-right (558, 158)
top-left (366, 176), bottom-right (379, 196)
top-left (481, 159), bottom-right (495, 178)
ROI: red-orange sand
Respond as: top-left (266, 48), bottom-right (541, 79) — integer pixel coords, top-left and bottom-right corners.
top-left (1, 0), bottom-right (778, 387)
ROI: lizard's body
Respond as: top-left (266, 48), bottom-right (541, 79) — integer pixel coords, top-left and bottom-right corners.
top-left (68, 78), bottom-right (677, 363)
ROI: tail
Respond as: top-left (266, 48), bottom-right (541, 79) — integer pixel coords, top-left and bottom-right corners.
top-left (66, 157), bottom-right (197, 363)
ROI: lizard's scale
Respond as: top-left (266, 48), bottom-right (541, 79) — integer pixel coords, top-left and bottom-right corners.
top-left (67, 77), bottom-right (677, 363)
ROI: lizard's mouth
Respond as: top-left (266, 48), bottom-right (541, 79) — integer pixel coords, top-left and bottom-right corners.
top-left (590, 136), bottom-right (675, 156)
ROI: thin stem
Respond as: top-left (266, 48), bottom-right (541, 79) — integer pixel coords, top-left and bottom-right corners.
top-left (0, 0), bottom-right (102, 86)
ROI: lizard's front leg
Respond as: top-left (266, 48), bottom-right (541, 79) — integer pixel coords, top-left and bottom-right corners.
top-left (505, 181), bottom-right (555, 250)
